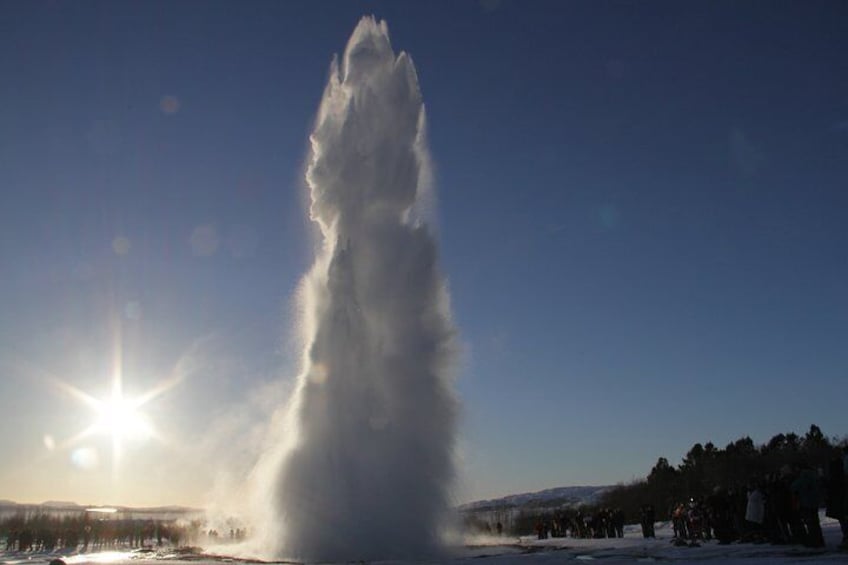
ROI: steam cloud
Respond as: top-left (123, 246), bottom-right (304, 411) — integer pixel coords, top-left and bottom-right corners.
top-left (265, 17), bottom-right (458, 561)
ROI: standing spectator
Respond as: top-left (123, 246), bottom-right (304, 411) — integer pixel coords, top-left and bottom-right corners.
top-left (779, 465), bottom-right (805, 544)
top-left (792, 463), bottom-right (825, 547)
top-left (708, 487), bottom-right (736, 544)
top-left (745, 480), bottom-right (765, 540)
top-left (612, 508), bottom-right (624, 538)
top-left (825, 449), bottom-right (847, 549)
top-left (640, 504), bottom-right (655, 538)
top-left (672, 503), bottom-right (688, 539)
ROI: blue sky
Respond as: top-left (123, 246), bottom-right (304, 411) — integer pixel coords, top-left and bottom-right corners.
top-left (1, 0), bottom-right (846, 507)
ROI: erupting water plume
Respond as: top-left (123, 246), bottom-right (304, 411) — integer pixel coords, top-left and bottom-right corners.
top-left (264, 17), bottom-right (458, 561)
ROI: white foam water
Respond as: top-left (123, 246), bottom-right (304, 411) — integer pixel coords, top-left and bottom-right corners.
top-left (263, 17), bottom-right (458, 562)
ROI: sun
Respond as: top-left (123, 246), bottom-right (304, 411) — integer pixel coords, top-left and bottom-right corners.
top-left (40, 317), bottom-right (185, 472)
top-left (51, 368), bottom-right (181, 470)
top-left (92, 389), bottom-right (152, 441)
top-left (54, 377), bottom-right (158, 459)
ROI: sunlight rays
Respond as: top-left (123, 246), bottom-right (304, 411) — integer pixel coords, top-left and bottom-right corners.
top-left (50, 363), bottom-right (184, 471)
top-left (30, 321), bottom-right (189, 472)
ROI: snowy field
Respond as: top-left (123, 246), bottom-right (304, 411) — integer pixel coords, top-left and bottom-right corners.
top-left (1, 516), bottom-right (844, 565)
top-left (460, 515), bottom-right (846, 563)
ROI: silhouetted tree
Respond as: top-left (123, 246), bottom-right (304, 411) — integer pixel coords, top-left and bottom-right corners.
top-left (598, 425), bottom-right (844, 522)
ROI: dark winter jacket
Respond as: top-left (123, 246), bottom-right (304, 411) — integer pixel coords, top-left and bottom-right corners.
top-left (825, 457), bottom-right (845, 520)
top-left (791, 468), bottom-right (821, 510)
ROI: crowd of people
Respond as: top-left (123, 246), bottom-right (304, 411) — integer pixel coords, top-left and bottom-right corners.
top-left (639, 450), bottom-right (848, 551)
top-left (531, 508), bottom-right (626, 540)
top-left (480, 444), bottom-right (847, 553)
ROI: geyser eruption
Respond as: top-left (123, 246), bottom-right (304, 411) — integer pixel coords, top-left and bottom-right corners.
top-left (268, 17), bottom-right (457, 561)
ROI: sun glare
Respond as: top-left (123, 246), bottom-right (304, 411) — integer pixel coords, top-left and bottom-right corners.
top-left (94, 393), bottom-right (152, 440)
top-left (40, 315), bottom-right (186, 473)
top-left (51, 365), bottom-right (182, 470)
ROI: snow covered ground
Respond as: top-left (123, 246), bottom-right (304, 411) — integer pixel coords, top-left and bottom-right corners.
top-left (458, 515), bottom-right (845, 563)
top-left (1, 516), bottom-right (844, 564)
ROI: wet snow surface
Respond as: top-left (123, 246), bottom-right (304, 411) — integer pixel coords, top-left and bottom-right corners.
top-left (1, 517), bottom-right (844, 564)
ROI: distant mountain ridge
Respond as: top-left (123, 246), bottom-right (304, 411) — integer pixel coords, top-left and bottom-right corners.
top-left (2, 488), bottom-right (607, 516)
top-left (0, 500), bottom-right (202, 514)
top-left (460, 485), bottom-right (611, 512)
top-left (39, 501), bottom-right (82, 508)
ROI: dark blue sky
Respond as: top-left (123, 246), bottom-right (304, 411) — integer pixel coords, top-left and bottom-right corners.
top-left (1, 1), bottom-right (847, 505)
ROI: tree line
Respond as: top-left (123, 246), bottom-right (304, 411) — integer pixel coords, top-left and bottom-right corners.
top-left (0, 513), bottom-right (197, 552)
top-left (598, 424), bottom-right (846, 521)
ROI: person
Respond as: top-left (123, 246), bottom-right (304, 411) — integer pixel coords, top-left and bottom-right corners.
top-left (640, 504), bottom-right (655, 538)
top-left (613, 508), bottom-right (625, 538)
top-left (825, 448), bottom-right (847, 549)
top-left (745, 480), bottom-right (765, 541)
top-left (672, 502), bottom-right (688, 539)
top-left (843, 446), bottom-right (848, 548)
top-left (688, 498), bottom-right (706, 540)
top-left (766, 468), bottom-right (794, 544)
top-left (708, 487), bottom-right (736, 544)
top-left (496, 521), bottom-right (503, 536)
top-left (792, 463), bottom-right (825, 547)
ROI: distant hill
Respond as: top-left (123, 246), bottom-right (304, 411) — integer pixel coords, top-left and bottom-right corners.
top-left (0, 500), bottom-right (202, 517)
top-left (40, 501), bottom-right (82, 508)
top-left (460, 485), bottom-right (610, 512)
